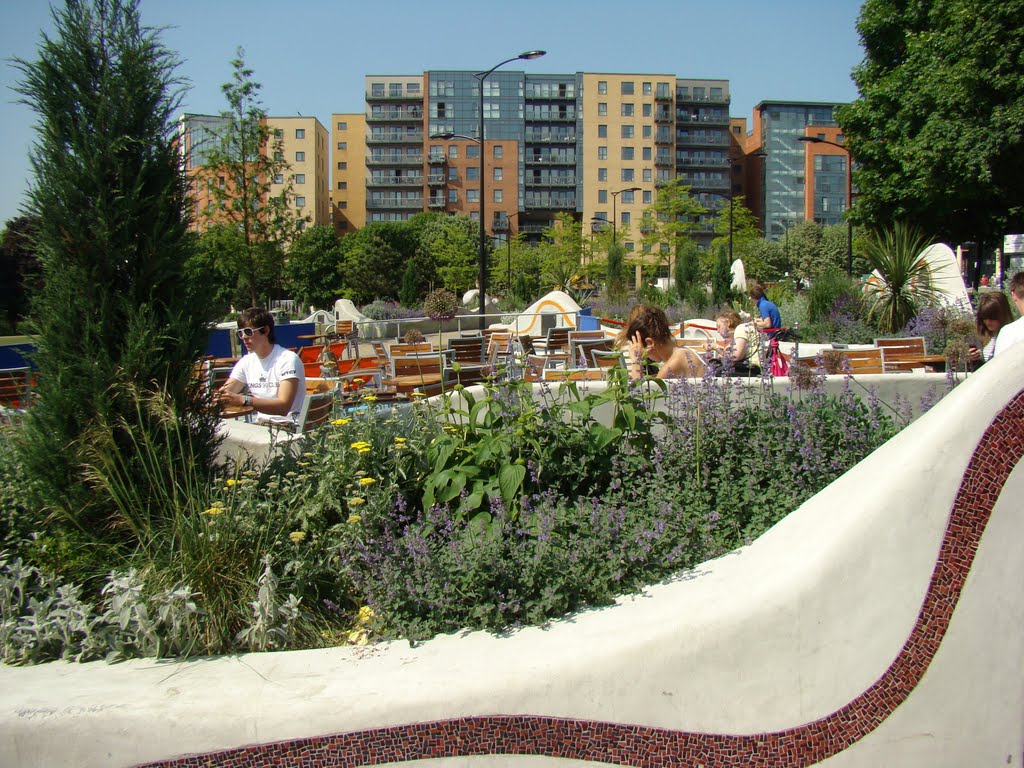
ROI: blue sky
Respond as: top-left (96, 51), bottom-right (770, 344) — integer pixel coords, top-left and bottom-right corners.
top-left (0, 0), bottom-right (865, 224)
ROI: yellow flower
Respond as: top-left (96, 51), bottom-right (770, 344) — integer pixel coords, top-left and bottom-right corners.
top-left (362, 393), bottom-right (378, 402)
top-left (348, 497), bottom-right (365, 507)
top-left (225, 478), bottom-right (237, 487)
top-left (350, 441), bottom-right (371, 451)
top-left (410, 391), bottom-right (427, 399)
top-left (302, 452), bottom-right (314, 458)
top-left (357, 606), bottom-right (375, 624)
top-left (289, 531), bottom-right (306, 543)
top-left (331, 417), bottom-right (351, 427)
top-left (347, 628), bottom-right (369, 646)
top-left (347, 513), bottom-right (362, 524)
top-left (393, 437), bottom-right (407, 443)
top-left (201, 507), bottom-right (223, 516)
top-left (298, 461), bottom-right (311, 467)
top-left (359, 477), bottom-right (377, 486)
top-left (357, 447), bottom-right (371, 454)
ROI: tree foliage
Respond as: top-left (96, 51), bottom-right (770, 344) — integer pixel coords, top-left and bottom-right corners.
top-left (283, 225), bottom-right (343, 311)
top-left (15, 0), bottom-right (217, 531)
top-left (0, 216), bottom-right (41, 334)
top-left (639, 178), bottom-right (705, 274)
top-left (200, 49), bottom-right (306, 306)
top-left (708, 196), bottom-right (761, 265)
top-left (841, 0), bottom-right (1024, 247)
top-left (863, 221), bottom-right (939, 333)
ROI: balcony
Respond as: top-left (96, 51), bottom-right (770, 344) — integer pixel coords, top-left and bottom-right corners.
top-left (369, 198), bottom-right (425, 210)
top-left (524, 198), bottom-right (576, 210)
top-left (655, 131), bottom-right (673, 145)
top-left (655, 155), bottom-right (673, 168)
top-left (677, 155), bottom-right (729, 168)
top-left (367, 131), bottom-right (424, 144)
top-left (675, 112), bottom-right (730, 126)
top-left (527, 176), bottom-right (577, 188)
top-left (683, 177), bottom-right (729, 191)
top-left (366, 175), bottom-right (424, 187)
top-left (525, 133), bottom-right (577, 143)
top-left (676, 93), bottom-right (729, 104)
top-left (654, 110), bottom-right (673, 123)
top-left (525, 112), bottom-right (577, 122)
top-left (428, 152), bottom-right (447, 164)
top-left (366, 108), bottom-right (423, 122)
top-left (428, 197), bottom-right (446, 208)
top-left (520, 221), bottom-right (552, 234)
top-left (367, 153), bottom-right (424, 166)
top-left (524, 87), bottom-right (575, 100)
top-left (525, 154), bottom-right (576, 166)
top-left (366, 90), bottom-right (421, 101)
top-left (677, 133), bottom-right (728, 147)
top-left (654, 89), bottom-right (672, 101)
top-left (492, 217), bottom-right (509, 232)
top-left (428, 174), bottom-right (446, 186)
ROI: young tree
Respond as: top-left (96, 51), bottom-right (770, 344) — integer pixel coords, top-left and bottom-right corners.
top-left (708, 196), bottom-right (761, 265)
top-left (200, 49), bottom-right (306, 306)
top-left (673, 238), bottom-right (700, 302)
top-left (639, 178), bottom-right (706, 277)
top-left (711, 244), bottom-right (734, 306)
top-left (283, 225), bottom-right (343, 311)
top-left (0, 215), bottom-right (41, 334)
top-left (15, 0), bottom-right (217, 531)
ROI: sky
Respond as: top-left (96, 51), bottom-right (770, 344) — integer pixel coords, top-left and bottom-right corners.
top-left (0, 0), bottom-right (865, 225)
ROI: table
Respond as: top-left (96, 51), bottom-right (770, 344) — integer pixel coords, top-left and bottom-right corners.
top-left (220, 405), bottom-right (255, 420)
top-left (885, 354), bottom-right (947, 373)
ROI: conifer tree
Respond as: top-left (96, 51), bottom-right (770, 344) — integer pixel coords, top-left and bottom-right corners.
top-left (15, 0), bottom-right (217, 533)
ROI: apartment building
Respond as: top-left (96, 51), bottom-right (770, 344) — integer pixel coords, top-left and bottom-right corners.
top-left (748, 101), bottom-right (848, 240)
top-left (177, 113), bottom-right (329, 235)
top-left (331, 113), bottom-right (366, 233)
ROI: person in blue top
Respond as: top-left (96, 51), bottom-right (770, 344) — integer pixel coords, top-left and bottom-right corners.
top-left (748, 280), bottom-right (782, 338)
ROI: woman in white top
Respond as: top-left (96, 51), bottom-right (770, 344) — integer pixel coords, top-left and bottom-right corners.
top-left (709, 310), bottom-right (760, 375)
top-left (216, 307), bottom-right (305, 425)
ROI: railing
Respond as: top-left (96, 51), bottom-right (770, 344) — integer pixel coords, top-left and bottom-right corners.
top-left (682, 177), bottom-right (729, 190)
top-left (428, 174), bottom-right (446, 185)
top-left (367, 154), bottom-right (424, 166)
top-left (654, 111), bottom-right (673, 123)
top-left (677, 134), bottom-right (728, 146)
top-left (428, 152), bottom-right (447, 163)
top-left (366, 176), bottom-right (424, 187)
top-left (353, 309), bottom-right (586, 341)
top-left (677, 155), bottom-right (730, 167)
top-left (524, 134), bottom-right (577, 143)
top-left (367, 132), bottom-right (424, 144)
top-left (676, 93), bottom-right (729, 104)
top-left (525, 155), bottom-right (577, 165)
top-left (524, 112), bottom-right (577, 122)
top-left (675, 113), bottom-right (730, 125)
top-left (368, 199), bottom-right (424, 210)
top-left (526, 177), bottom-right (577, 187)
top-left (525, 198), bottom-right (577, 210)
top-left (366, 109), bottom-right (423, 122)
top-left (428, 198), bottom-right (446, 208)
top-left (366, 90), bottom-right (421, 101)
top-left (520, 222), bottom-right (552, 233)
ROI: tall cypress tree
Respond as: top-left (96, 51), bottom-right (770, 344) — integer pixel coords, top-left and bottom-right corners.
top-left (16, 0), bottom-right (217, 535)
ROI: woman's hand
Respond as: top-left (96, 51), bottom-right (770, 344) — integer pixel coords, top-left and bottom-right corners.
top-left (968, 345), bottom-right (982, 362)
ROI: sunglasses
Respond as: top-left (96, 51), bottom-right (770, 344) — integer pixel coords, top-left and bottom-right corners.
top-left (236, 326), bottom-right (267, 340)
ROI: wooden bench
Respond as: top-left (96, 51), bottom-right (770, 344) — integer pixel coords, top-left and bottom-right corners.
top-left (799, 348), bottom-right (885, 375)
top-left (0, 367), bottom-right (33, 410)
top-left (381, 353), bottom-right (445, 396)
top-left (875, 337), bottom-right (926, 373)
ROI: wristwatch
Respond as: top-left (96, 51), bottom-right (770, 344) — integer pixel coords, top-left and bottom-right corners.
top-left (243, 395), bottom-right (251, 406)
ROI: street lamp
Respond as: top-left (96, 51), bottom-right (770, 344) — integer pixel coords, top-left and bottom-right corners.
top-left (609, 186), bottom-right (640, 245)
top-left (502, 211), bottom-right (522, 293)
top-left (434, 51), bottom-right (548, 331)
top-left (798, 136), bottom-right (853, 276)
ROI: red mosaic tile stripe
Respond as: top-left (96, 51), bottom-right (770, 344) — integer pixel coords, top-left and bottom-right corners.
top-left (139, 391), bottom-right (1024, 768)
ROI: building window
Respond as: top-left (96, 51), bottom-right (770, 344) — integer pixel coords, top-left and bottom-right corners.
top-left (493, 189), bottom-right (503, 203)
top-left (598, 102), bottom-right (607, 116)
top-left (642, 147), bottom-right (652, 161)
top-left (467, 167), bottom-right (479, 181)
top-left (295, 196), bottom-right (306, 207)
top-left (643, 103), bottom-right (652, 117)
top-left (597, 146), bottom-right (608, 160)
top-left (274, 174), bottom-right (284, 184)
top-left (710, 86), bottom-right (723, 99)
top-left (621, 168), bottom-right (635, 182)
top-left (621, 211), bottom-right (631, 225)
top-left (449, 145), bottom-right (458, 159)
top-left (598, 80), bottom-right (607, 95)
top-left (337, 141), bottom-right (347, 150)
top-left (448, 189), bottom-right (458, 203)
top-left (621, 190), bottom-right (635, 204)
top-left (643, 190), bottom-right (652, 204)
top-left (622, 147), bottom-right (635, 161)
top-left (598, 190), bottom-right (608, 203)
top-left (295, 151), bottom-right (305, 162)
top-left (295, 174), bottom-right (305, 184)
top-left (624, 241), bottom-right (634, 252)
top-left (467, 190), bottom-right (479, 203)
top-left (337, 121), bottom-right (347, 130)
top-left (274, 128), bottom-right (283, 138)
top-left (621, 125), bottom-right (635, 139)
top-left (643, 125), bottom-right (652, 138)
top-left (339, 201), bottom-right (347, 209)
top-left (296, 128), bottom-right (305, 139)
top-left (643, 168), bottom-right (652, 182)
top-left (338, 182), bottom-right (347, 189)
top-left (598, 168), bottom-right (608, 182)
top-left (621, 103), bottom-right (634, 117)
top-left (493, 145), bottom-right (503, 159)
top-left (598, 124), bottom-right (607, 138)
top-left (643, 81), bottom-right (652, 95)
top-left (448, 166), bottom-right (458, 181)
top-left (493, 167), bottom-right (503, 181)
top-left (467, 145), bottom-right (479, 159)
top-left (621, 81), bottom-right (634, 95)
top-left (338, 162), bottom-right (347, 170)
top-left (273, 151), bottom-right (284, 161)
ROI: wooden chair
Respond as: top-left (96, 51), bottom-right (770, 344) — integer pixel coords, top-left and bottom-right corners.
top-left (533, 326), bottom-right (573, 357)
top-left (207, 365), bottom-right (235, 393)
top-left (542, 368), bottom-right (605, 381)
top-left (591, 349), bottom-right (626, 369)
top-left (445, 335), bottom-right (488, 385)
top-left (802, 348), bottom-right (884, 375)
top-left (293, 388), bottom-right (335, 434)
top-left (568, 330), bottom-right (612, 368)
top-left (0, 367), bottom-right (33, 410)
top-left (875, 337), bottom-right (927, 372)
top-left (381, 352), bottom-right (445, 396)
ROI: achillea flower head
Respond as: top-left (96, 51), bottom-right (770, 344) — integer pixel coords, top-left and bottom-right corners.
top-left (349, 497), bottom-right (366, 507)
top-left (359, 477), bottom-right (377, 486)
top-left (289, 531), bottom-right (307, 543)
top-left (347, 513), bottom-right (362, 524)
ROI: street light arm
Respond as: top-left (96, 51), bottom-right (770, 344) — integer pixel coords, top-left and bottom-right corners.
top-left (797, 136), bottom-right (848, 153)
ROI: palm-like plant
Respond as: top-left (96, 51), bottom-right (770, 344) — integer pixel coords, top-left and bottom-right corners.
top-left (862, 221), bottom-right (939, 333)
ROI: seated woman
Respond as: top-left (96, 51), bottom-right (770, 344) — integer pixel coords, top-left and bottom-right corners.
top-left (708, 310), bottom-right (760, 376)
top-left (620, 305), bottom-right (705, 380)
top-left (969, 292), bottom-right (1013, 366)
top-left (216, 307), bottom-right (306, 426)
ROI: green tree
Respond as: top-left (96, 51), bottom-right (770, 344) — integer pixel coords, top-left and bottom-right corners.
top-left (399, 259), bottom-right (419, 307)
top-left (283, 225), bottom-right (343, 311)
top-left (639, 178), bottom-right (706, 277)
top-left (201, 49), bottom-right (306, 306)
top-left (0, 216), bottom-right (41, 334)
top-left (841, 0), bottom-right (1024, 264)
top-left (536, 213), bottom-right (586, 279)
top-left (15, 0), bottom-right (217, 532)
top-left (339, 228), bottom-right (406, 304)
top-left (708, 196), bottom-right (761, 267)
top-left (711, 244), bottom-right (734, 306)
top-left (416, 214), bottom-right (478, 295)
top-left (605, 241), bottom-right (628, 303)
top-left (673, 238), bottom-right (700, 302)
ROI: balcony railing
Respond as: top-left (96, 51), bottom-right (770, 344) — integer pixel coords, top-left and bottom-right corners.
top-left (526, 177), bottom-right (577, 187)
top-left (366, 176), bottom-right (424, 187)
top-left (369, 198), bottom-right (425, 210)
top-left (654, 89), bottom-right (673, 101)
top-left (677, 155), bottom-right (729, 167)
top-left (366, 109), bottom-right (423, 122)
top-left (367, 132), bottom-right (424, 144)
top-left (655, 156), bottom-right (674, 168)
top-left (682, 177), bottom-right (729, 190)
top-left (655, 132), bottom-right (673, 145)
top-left (525, 198), bottom-right (576, 210)
top-left (520, 222), bottom-right (552, 233)
top-left (428, 198), bottom-right (446, 208)
top-left (525, 155), bottom-right (576, 165)
top-left (524, 133), bottom-right (577, 143)
top-left (677, 133), bottom-right (728, 147)
top-left (675, 93), bottom-right (729, 104)
top-left (524, 88), bottom-right (576, 100)
top-left (524, 112), bottom-right (577, 122)
top-left (367, 154), bottom-right (423, 166)
top-left (428, 174), bottom-right (446, 185)
top-left (654, 111), bottom-right (673, 123)
top-left (675, 113), bottom-right (730, 126)
top-left (366, 90), bottom-right (422, 101)
top-left (428, 152), bottom-right (447, 163)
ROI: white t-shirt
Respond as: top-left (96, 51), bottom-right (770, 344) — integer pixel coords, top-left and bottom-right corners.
top-left (229, 345), bottom-right (305, 424)
top-left (992, 315), bottom-right (1024, 358)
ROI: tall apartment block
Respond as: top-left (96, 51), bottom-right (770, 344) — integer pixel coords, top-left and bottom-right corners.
top-left (178, 113), bottom-right (330, 234)
top-left (748, 101), bottom-right (849, 241)
top-left (333, 72), bottom-right (749, 283)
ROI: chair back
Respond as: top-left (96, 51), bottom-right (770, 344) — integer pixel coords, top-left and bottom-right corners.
top-left (0, 367), bottom-right (33, 410)
top-left (390, 342), bottom-right (433, 357)
top-left (568, 330), bottom-right (612, 367)
top-left (875, 337), bottom-right (927, 372)
top-left (298, 344), bottom-right (324, 364)
top-left (207, 366), bottom-right (235, 393)
top-left (447, 335), bottom-right (487, 365)
top-left (677, 347), bottom-right (708, 379)
top-left (841, 348), bottom-right (885, 375)
top-left (543, 326), bottom-right (573, 352)
top-left (591, 349), bottom-right (625, 369)
top-left (294, 388), bottom-right (335, 434)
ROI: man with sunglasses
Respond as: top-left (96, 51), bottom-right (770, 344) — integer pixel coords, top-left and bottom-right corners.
top-left (217, 307), bottom-right (305, 426)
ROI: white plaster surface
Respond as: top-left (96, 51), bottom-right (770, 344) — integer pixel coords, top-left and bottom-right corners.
top-left (2, 347), bottom-right (1022, 768)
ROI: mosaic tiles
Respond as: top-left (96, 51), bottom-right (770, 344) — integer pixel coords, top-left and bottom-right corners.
top-left (139, 391), bottom-right (1024, 768)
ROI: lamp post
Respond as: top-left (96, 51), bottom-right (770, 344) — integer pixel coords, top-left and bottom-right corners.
top-left (609, 186), bottom-right (640, 245)
top-left (798, 136), bottom-right (853, 276)
top-left (503, 211), bottom-right (521, 293)
top-left (467, 51), bottom-right (546, 330)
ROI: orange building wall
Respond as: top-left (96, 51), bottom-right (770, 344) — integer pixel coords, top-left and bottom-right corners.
top-left (331, 113), bottom-right (366, 235)
top-left (801, 125), bottom-right (849, 221)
